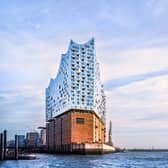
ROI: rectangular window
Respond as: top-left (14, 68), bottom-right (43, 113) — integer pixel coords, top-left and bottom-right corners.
top-left (76, 118), bottom-right (85, 124)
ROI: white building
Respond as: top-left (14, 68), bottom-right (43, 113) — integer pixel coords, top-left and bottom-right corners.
top-left (46, 38), bottom-right (106, 123)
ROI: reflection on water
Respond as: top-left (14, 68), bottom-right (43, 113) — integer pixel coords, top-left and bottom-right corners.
top-left (0, 152), bottom-right (168, 168)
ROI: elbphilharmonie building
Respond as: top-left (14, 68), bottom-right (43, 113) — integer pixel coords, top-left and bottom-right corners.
top-left (46, 38), bottom-right (106, 122)
top-left (46, 38), bottom-right (108, 153)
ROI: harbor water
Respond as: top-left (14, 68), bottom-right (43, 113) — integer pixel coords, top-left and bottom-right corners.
top-left (0, 152), bottom-right (168, 168)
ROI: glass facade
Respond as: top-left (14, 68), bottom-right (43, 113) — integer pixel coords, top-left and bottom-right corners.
top-left (46, 38), bottom-right (106, 123)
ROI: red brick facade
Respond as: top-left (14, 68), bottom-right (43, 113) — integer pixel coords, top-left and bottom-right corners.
top-left (46, 110), bottom-right (105, 151)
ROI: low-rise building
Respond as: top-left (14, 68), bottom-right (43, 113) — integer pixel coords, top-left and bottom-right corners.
top-left (17, 135), bottom-right (25, 148)
top-left (39, 128), bottom-right (46, 146)
top-left (26, 132), bottom-right (39, 148)
top-left (7, 140), bottom-right (15, 148)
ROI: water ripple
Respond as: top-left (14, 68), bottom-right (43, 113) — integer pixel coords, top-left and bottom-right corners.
top-left (0, 152), bottom-right (168, 168)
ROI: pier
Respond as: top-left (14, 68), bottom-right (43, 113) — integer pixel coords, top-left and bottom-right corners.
top-left (0, 130), bottom-right (36, 160)
top-left (0, 130), bottom-right (6, 160)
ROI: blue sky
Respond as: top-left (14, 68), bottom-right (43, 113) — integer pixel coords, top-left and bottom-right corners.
top-left (0, 0), bottom-right (168, 148)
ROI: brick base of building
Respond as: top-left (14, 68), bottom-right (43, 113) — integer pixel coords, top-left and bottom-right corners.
top-left (46, 109), bottom-right (106, 153)
top-left (44, 143), bottom-right (116, 154)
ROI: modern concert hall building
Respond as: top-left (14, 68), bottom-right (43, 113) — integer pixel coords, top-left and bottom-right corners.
top-left (45, 38), bottom-right (112, 153)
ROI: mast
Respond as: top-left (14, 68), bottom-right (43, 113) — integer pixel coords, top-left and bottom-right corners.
top-left (108, 120), bottom-right (113, 146)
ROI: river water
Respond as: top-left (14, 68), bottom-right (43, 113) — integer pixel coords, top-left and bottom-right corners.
top-left (0, 152), bottom-right (168, 168)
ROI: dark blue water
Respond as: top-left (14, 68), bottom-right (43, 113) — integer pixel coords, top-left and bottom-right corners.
top-left (0, 152), bottom-right (168, 168)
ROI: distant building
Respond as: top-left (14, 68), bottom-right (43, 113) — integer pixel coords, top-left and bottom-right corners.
top-left (46, 38), bottom-right (106, 152)
top-left (7, 140), bottom-right (15, 148)
top-left (39, 128), bottom-right (46, 145)
top-left (26, 132), bottom-right (39, 148)
top-left (17, 135), bottom-right (25, 148)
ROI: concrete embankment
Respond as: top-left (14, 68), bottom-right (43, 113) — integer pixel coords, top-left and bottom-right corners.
top-left (43, 143), bottom-right (116, 154)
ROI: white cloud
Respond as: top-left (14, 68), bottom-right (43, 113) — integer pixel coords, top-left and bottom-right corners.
top-left (98, 47), bottom-right (168, 82)
top-left (0, 0), bottom-right (168, 147)
top-left (105, 75), bottom-right (168, 148)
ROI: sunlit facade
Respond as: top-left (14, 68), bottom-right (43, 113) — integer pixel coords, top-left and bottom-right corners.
top-left (46, 38), bottom-right (106, 123)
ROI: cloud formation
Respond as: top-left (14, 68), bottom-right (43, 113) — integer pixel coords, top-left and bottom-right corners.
top-left (0, 0), bottom-right (168, 148)
top-left (105, 68), bottom-right (168, 90)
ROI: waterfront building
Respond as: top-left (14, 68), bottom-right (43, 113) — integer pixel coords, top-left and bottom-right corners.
top-left (7, 135), bottom-right (26, 148)
top-left (17, 135), bottom-right (25, 148)
top-left (46, 38), bottom-right (108, 152)
top-left (7, 140), bottom-right (15, 148)
top-left (26, 132), bottom-right (39, 148)
top-left (40, 128), bottom-right (46, 146)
